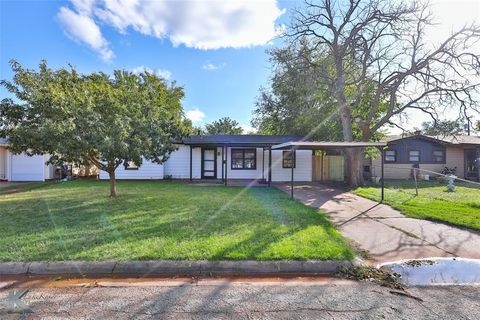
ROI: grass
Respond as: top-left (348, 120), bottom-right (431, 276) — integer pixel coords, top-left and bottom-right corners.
top-left (354, 180), bottom-right (480, 231)
top-left (0, 180), bottom-right (353, 262)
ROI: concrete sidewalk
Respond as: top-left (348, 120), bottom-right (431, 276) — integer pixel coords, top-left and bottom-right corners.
top-left (275, 183), bottom-right (480, 263)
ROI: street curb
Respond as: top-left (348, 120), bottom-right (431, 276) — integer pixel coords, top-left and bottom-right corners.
top-left (0, 259), bottom-right (362, 276)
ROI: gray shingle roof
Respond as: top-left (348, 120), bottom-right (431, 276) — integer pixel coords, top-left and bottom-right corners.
top-left (181, 134), bottom-right (302, 146)
top-left (0, 138), bottom-right (8, 146)
top-left (384, 134), bottom-right (480, 145)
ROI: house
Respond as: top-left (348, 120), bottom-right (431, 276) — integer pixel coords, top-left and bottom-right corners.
top-left (0, 138), bottom-right (58, 182)
top-left (99, 135), bottom-right (386, 184)
top-left (99, 135), bottom-right (315, 182)
top-left (3, 134), bottom-right (386, 184)
top-left (371, 134), bottom-right (480, 181)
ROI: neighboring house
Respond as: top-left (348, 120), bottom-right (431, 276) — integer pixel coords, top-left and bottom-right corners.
top-left (0, 138), bottom-right (57, 182)
top-left (99, 135), bottom-right (314, 182)
top-left (371, 134), bottom-right (480, 181)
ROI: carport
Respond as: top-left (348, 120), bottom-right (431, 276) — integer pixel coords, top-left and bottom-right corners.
top-left (270, 141), bottom-right (387, 200)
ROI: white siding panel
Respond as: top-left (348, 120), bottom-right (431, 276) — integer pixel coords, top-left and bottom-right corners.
top-left (164, 145), bottom-right (192, 179)
top-left (99, 158), bottom-right (164, 180)
top-left (0, 147), bottom-right (7, 180)
top-left (10, 153), bottom-right (45, 181)
top-left (270, 150), bottom-right (312, 182)
top-left (226, 147), bottom-right (265, 179)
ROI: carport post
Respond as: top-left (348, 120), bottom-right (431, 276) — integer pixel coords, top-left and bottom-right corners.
top-left (381, 147), bottom-right (385, 202)
top-left (225, 145), bottom-right (228, 186)
top-left (290, 147), bottom-right (294, 199)
top-left (268, 147), bottom-right (272, 187)
top-left (189, 146), bottom-right (192, 181)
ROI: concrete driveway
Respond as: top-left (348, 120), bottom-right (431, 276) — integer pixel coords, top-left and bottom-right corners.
top-left (274, 183), bottom-right (480, 264)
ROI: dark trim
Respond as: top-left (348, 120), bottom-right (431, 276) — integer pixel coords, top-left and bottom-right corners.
top-left (384, 150), bottom-right (396, 163)
top-left (201, 148), bottom-right (217, 179)
top-left (189, 146), bottom-right (192, 181)
top-left (282, 150), bottom-right (296, 168)
top-left (268, 147), bottom-right (272, 187)
top-left (408, 149), bottom-right (421, 163)
top-left (230, 148), bottom-right (257, 170)
top-left (432, 149), bottom-right (445, 163)
top-left (124, 162), bottom-right (139, 170)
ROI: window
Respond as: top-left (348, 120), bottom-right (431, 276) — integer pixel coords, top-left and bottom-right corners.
top-left (409, 150), bottom-right (420, 162)
top-left (231, 149), bottom-right (256, 170)
top-left (282, 150), bottom-right (296, 168)
top-left (433, 150), bottom-right (445, 163)
top-left (385, 150), bottom-right (396, 162)
top-left (363, 165), bottom-right (370, 173)
top-left (125, 161), bottom-right (139, 170)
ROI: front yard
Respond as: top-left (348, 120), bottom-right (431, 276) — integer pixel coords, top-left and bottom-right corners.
top-left (0, 180), bottom-right (353, 261)
top-left (355, 180), bottom-right (480, 231)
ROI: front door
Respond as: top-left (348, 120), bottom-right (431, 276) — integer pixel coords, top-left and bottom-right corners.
top-left (201, 148), bottom-right (217, 179)
top-left (465, 149), bottom-right (479, 181)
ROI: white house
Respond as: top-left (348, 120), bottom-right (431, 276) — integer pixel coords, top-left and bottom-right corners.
top-left (0, 138), bottom-right (57, 182)
top-left (99, 135), bottom-right (313, 182)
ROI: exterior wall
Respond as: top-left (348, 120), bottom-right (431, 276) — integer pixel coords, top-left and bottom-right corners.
top-left (387, 136), bottom-right (446, 164)
top-left (99, 146), bottom-right (313, 182)
top-left (99, 158), bottom-right (164, 180)
top-left (0, 147), bottom-right (7, 180)
top-left (164, 145), bottom-right (198, 179)
top-left (9, 152), bottom-right (46, 181)
top-left (226, 147), bottom-right (265, 180)
top-left (269, 150), bottom-right (312, 182)
top-left (371, 158), bottom-right (445, 179)
top-left (446, 146), bottom-right (465, 179)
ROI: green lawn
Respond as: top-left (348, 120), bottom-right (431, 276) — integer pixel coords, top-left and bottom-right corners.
top-left (354, 180), bottom-right (480, 231)
top-left (0, 180), bottom-right (353, 261)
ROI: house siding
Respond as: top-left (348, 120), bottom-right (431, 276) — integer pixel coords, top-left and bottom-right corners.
top-left (271, 150), bottom-right (312, 182)
top-left (99, 158), bottom-right (164, 180)
top-left (0, 147), bottom-right (7, 180)
top-left (371, 159), bottom-right (445, 179)
top-left (386, 136), bottom-right (446, 164)
top-left (446, 146), bottom-right (465, 179)
top-left (9, 152), bottom-right (46, 181)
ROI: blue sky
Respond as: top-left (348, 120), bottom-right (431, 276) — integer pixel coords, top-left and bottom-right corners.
top-left (1, 0), bottom-right (297, 131)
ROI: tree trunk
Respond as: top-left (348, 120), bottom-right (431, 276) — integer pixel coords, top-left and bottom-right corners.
top-left (108, 170), bottom-right (117, 198)
top-left (345, 148), bottom-right (364, 187)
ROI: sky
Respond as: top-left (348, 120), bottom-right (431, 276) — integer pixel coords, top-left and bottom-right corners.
top-left (0, 0), bottom-right (479, 134)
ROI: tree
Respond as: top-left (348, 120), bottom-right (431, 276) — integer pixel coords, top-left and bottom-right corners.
top-left (204, 117), bottom-right (244, 134)
top-left (0, 60), bottom-right (191, 197)
top-left (253, 40), bottom-right (388, 142)
top-left (275, 0), bottom-right (480, 186)
top-left (476, 120), bottom-right (480, 132)
top-left (421, 120), bottom-right (465, 136)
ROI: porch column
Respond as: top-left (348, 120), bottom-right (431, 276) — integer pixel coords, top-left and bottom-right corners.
top-left (221, 145), bottom-right (225, 182)
top-left (262, 147), bottom-right (265, 181)
top-left (381, 147), bottom-right (385, 202)
top-left (224, 145), bottom-right (228, 186)
top-left (290, 147), bottom-right (294, 199)
top-left (268, 147), bottom-right (272, 187)
top-left (189, 146), bottom-right (192, 181)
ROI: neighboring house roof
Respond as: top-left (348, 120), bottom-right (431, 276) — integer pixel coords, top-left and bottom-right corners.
top-left (181, 135), bottom-right (303, 147)
top-left (384, 134), bottom-right (480, 146)
top-left (0, 138), bottom-right (8, 146)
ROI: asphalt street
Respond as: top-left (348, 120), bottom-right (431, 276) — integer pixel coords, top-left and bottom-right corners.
top-left (1, 276), bottom-right (479, 319)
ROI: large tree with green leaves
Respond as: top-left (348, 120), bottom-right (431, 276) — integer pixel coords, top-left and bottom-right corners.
top-left (204, 117), bottom-right (243, 135)
top-left (257, 0), bottom-right (480, 186)
top-left (0, 60), bottom-right (191, 197)
top-left (421, 120), bottom-right (466, 136)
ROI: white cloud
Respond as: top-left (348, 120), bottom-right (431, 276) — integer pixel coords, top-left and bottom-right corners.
top-left (202, 62), bottom-right (226, 71)
top-left (57, 6), bottom-right (114, 62)
top-left (186, 108), bottom-right (206, 123)
top-left (132, 65), bottom-right (172, 80)
top-left (57, 0), bottom-right (284, 61)
top-left (240, 124), bottom-right (257, 134)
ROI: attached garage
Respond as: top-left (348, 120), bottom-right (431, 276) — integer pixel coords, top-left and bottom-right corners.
top-left (9, 153), bottom-right (46, 181)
